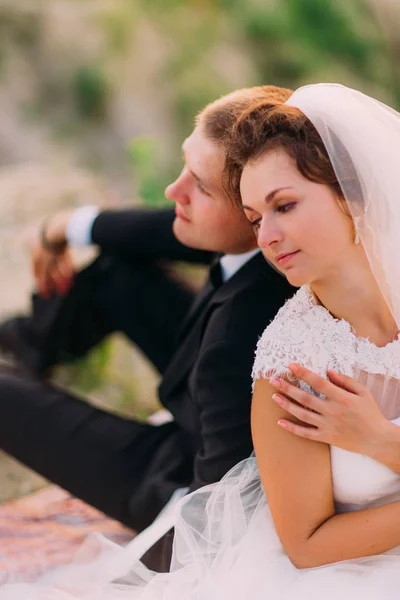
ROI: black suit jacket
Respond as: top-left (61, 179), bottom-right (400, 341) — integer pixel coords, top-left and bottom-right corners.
top-left (90, 208), bottom-right (294, 568)
top-left (91, 208), bottom-right (213, 264)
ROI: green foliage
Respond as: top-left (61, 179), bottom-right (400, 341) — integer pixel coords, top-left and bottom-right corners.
top-left (72, 66), bottom-right (110, 120)
top-left (282, 0), bottom-right (378, 74)
top-left (67, 340), bottom-right (113, 394)
top-left (97, 4), bottom-right (138, 54)
top-left (57, 339), bottom-right (154, 419)
top-left (229, 0), bottom-right (391, 90)
top-left (127, 136), bottom-right (171, 207)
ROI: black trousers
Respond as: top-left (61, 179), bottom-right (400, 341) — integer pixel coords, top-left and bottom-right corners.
top-left (0, 256), bottom-right (195, 535)
top-left (14, 255), bottom-right (194, 376)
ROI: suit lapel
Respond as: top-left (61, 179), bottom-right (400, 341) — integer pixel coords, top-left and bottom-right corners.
top-left (175, 278), bottom-right (214, 344)
top-left (159, 253), bottom-right (271, 400)
top-left (176, 254), bottom-right (222, 342)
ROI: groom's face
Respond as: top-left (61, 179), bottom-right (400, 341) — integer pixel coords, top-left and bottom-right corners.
top-left (165, 125), bottom-right (257, 254)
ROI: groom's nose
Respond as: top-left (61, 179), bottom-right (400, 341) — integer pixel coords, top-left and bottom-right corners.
top-left (165, 170), bottom-right (190, 205)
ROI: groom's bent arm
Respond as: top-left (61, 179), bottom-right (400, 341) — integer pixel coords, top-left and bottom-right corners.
top-left (91, 208), bottom-right (213, 264)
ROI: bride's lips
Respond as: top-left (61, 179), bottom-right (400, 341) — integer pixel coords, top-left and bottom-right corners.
top-left (175, 208), bottom-right (190, 223)
top-left (275, 251), bottom-right (300, 266)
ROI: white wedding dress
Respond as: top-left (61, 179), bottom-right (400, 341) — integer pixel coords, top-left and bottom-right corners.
top-left (1, 284), bottom-right (400, 598)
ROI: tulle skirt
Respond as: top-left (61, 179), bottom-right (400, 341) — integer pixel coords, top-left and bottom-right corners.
top-left (0, 457), bottom-right (399, 599)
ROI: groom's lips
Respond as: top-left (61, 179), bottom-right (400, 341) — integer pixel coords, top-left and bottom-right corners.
top-left (275, 250), bottom-right (300, 266)
top-left (175, 208), bottom-right (190, 222)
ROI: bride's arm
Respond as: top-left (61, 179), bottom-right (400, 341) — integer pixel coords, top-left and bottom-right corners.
top-left (372, 429), bottom-right (400, 473)
top-left (267, 365), bottom-right (400, 475)
top-left (252, 376), bottom-right (400, 569)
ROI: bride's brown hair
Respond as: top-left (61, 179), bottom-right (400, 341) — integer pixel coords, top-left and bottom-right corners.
top-left (224, 101), bottom-right (345, 207)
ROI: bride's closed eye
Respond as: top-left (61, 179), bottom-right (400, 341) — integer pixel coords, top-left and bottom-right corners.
top-left (249, 218), bottom-right (261, 232)
top-left (249, 202), bottom-right (297, 231)
top-left (276, 202), bottom-right (297, 214)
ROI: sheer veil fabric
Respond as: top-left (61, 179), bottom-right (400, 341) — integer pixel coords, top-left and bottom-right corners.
top-left (287, 84), bottom-right (400, 421)
top-left (2, 84), bottom-right (400, 597)
top-left (287, 84), bottom-right (400, 329)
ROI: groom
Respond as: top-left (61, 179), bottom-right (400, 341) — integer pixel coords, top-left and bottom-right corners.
top-left (0, 85), bottom-right (293, 570)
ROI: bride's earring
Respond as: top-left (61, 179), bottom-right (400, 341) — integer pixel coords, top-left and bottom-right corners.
top-left (353, 217), bottom-right (361, 245)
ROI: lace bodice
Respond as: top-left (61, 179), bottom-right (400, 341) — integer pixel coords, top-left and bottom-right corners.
top-left (252, 284), bottom-right (400, 513)
top-left (252, 284), bottom-right (400, 388)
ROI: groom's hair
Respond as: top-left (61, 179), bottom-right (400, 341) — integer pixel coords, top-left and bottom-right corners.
top-left (196, 85), bottom-right (293, 154)
top-left (224, 101), bottom-right (344, 207)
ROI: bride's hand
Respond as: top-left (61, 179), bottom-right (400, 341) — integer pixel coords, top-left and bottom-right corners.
top-left (270, 363), bottom-right (395, 459)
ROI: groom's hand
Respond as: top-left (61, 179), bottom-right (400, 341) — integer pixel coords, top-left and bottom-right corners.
top-left (31, 211), bottom-right (76, 298)
top-left (269, 364), bottom-right (396, 460)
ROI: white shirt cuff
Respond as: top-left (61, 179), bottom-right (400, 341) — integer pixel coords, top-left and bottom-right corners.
top-left (66, 205), bottom-right (100, 247)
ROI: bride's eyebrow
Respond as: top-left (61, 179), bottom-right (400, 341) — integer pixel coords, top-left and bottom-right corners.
top-left (243, 186), bottom-right (294, 211)
top-left (265, 186), bottom-right (293, 204)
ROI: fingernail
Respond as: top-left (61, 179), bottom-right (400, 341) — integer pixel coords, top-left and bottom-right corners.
top-left (278, 420), bottom-right (288, 428)
top-left (273, 394), bottom-right (283, 404)
top-left (271, 379), bottom-right (281, 387)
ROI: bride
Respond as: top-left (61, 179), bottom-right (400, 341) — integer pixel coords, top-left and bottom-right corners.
top-left (1, 83), bottom-right (400, 597)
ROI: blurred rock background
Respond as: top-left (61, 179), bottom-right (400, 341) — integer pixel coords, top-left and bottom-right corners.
top-left (0, 0), bottom-right (399, 499)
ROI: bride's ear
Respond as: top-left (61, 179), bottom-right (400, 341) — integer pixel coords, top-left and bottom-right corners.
top-left (334, 194), bottom-right (360, 245)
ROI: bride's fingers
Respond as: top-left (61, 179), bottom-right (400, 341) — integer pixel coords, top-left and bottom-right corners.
top-left (288, 364), bottom-right (356, 401)
top-left (272, 394), bottom-right (322, 427)
top-left (326, 370), bottom-right (365, 396)
top-left (277, 419), bottom-right (321, 441)
top-left (270, 377), bottom-right (324, 413)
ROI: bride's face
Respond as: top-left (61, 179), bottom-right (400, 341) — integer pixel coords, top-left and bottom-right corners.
top-left (240, 148), bottom-right (355, 287)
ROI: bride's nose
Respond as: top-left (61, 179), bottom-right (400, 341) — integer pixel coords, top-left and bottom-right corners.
top-left (257, 215), bottom-right (283, 249)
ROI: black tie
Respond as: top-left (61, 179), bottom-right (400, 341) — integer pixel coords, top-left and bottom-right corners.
top-left (188, 257), bottom-right (222, 314)
top-left (209, 256), bottom-right (223, 289)
top-left (176, 257), bottom-right (222, 342)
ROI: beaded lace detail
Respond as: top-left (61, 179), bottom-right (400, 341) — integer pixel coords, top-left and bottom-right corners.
top-left (252, 285), bottom-right (400, 390)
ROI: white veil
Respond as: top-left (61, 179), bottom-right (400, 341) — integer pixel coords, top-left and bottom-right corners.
top-left (287, 83), bottom-right (400, 327)
top-left (286, 84), bottom-right (400, 421)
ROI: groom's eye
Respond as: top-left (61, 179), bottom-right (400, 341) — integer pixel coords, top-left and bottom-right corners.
top-left (195, 180), bottom-right (211, 196)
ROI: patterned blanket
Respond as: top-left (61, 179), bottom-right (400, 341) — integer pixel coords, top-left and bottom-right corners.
top-left (0, 486), bottom-right (134, 581)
